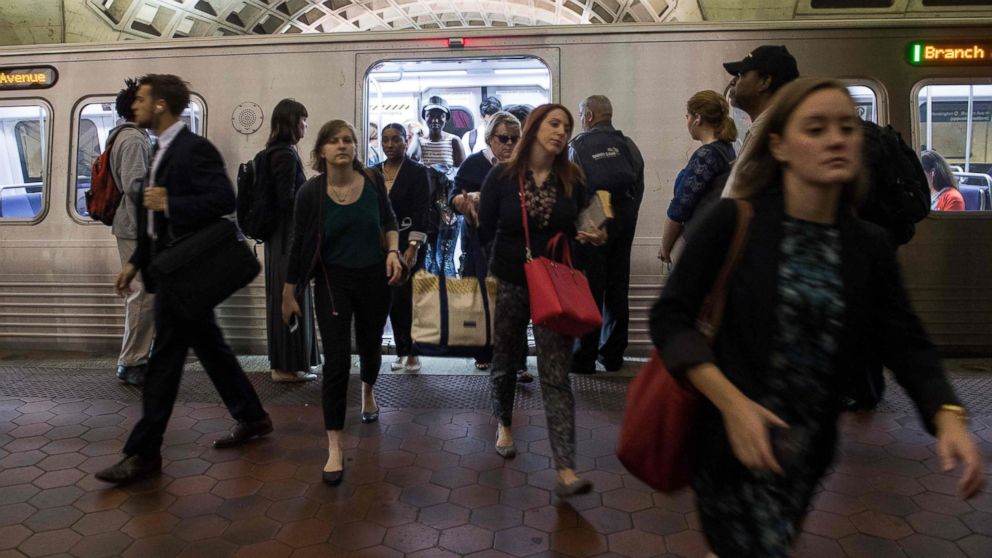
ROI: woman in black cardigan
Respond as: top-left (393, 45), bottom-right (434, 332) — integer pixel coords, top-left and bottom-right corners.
top-left (375, 123), bottom-right (430, 372)
top-left (650, 78), bottom-right (985, 557)
top-left (263, 99), bottom-right (320, 383)
top-left (282, 120), bottom-right (403, 486)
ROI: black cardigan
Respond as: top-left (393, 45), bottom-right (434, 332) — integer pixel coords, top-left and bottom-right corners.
top-left (285, 170), bottom-right (398, 285)
top-left (450, 150), bottom-right (494, 206)
top-left (374, 156), bottom-right (430, 249)
top-left (650, 194), bottom-right (960, 440)
top-left (478, 166), bottom-right (588, 285)
top-left (266, 144), bottom-right (306, 248)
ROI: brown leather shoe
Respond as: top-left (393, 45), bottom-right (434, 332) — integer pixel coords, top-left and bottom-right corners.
top-left (213, 415), bottom-right (273, 449)
top-left (94, 454), bottom-right (162, 485)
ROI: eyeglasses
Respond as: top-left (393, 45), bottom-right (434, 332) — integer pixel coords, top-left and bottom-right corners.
top-left (495, 134), bottom-right (520, 145)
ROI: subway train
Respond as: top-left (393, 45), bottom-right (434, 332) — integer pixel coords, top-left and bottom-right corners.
top-left (1, 19), bottom-right (991, 356)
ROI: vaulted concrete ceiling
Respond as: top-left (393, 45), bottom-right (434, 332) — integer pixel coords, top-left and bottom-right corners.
top-left (2, 0), bottom-right (991, 46)
top-left (84, 0), bottom-right (687, 39)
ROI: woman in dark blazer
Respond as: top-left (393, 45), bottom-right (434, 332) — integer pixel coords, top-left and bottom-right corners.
top-left (650, 78), bottom-right (984, 557)
top-left (264, 99), bottom-right (320, 383)
top-left (375, 123), bottom-right (430, 372)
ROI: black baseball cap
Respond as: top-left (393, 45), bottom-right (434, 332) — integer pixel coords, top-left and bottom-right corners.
top-left (723, 45), bottom-right (799, 86)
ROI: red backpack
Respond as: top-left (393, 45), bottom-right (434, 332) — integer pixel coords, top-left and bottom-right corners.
top-left (85, 130), bottom-right (124, 226)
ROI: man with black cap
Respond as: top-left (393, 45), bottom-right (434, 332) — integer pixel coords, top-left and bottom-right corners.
top-left (722, 45), bottom-right (799, 196)
top-left (408, 95), bottom-right (465, 168)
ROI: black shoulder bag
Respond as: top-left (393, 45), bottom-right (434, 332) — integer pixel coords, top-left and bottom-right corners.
top-left (149, 219), bottom-right (261, 319)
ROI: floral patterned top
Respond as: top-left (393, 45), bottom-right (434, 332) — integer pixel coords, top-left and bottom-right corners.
top-left (667, 141), bottom-right (734, 223)
top-left (523, 169), bottom-right (558, 228)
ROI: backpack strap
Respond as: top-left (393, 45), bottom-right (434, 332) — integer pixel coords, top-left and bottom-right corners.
top-left (469, 128), bottom-right (478, 151)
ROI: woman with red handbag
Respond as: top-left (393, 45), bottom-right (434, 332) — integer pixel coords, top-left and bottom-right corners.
top-left (478, 104), bottom-right (605, 497)
top-left (650, 79), bottom-right (985, 557)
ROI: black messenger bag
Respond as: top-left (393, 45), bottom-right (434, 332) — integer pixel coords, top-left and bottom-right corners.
top-left (150, 219), bottom-right (261, 319)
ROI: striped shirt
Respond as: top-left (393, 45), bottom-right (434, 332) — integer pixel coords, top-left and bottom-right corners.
top-left (420, 136), bottom-right (455, 166)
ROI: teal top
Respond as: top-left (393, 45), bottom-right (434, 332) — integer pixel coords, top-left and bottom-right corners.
top-left (321, 182), bottom-right (385, 268)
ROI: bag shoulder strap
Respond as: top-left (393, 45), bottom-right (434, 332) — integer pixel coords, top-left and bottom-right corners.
top-left (698, 199), bottom-right (752, 340)
top-left (517, 175), bottom-right (571, 266)
top-left (517, 175), bottom-right (533, 260)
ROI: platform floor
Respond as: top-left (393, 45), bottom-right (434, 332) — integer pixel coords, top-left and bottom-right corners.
top-left (0, 354), bottom-right (990, 558)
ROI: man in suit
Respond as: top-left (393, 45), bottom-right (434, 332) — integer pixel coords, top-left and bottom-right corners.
top-left (96, 74), bottom-right (271, 484)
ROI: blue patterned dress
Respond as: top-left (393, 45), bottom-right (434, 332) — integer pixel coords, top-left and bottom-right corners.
top-left (666, 141), bottom-right (734, 224)
top-left (694, 216), bottom-right (845, 557)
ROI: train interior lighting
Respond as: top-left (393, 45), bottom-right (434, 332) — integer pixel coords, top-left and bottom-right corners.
top-left (366, 57), bottom-right (551, 144)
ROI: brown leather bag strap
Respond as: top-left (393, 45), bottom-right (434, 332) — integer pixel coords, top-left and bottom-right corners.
top-left (697, 199), bottom-right (753, 341)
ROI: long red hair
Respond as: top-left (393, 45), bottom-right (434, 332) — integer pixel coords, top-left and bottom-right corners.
top-left (503, 103), bottom-right (583, 198)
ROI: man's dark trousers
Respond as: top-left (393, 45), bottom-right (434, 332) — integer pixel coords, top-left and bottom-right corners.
top-left (123, 289), bottom-right (267, 459)
top-left (574, 201), bottom-right (637, 372)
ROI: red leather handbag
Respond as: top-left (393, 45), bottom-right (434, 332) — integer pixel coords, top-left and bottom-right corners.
top-left (518, 177), bottom-right (603, 338)
top-left (617, 200), bottom-right (752, 493)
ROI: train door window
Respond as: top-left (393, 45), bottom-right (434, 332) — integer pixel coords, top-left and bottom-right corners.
top-left (0, 104), bottom-right (49, 221)
top-left (365, 57), bottom-right (550, 341)
top-left (915, 83), bottom-right (992, 212)
top-left (71, 97), bottom-right (206, 221)
top-left (366, 57), bottom-right (552, 167)
top-left (846, 85), bottom-right (879, 123)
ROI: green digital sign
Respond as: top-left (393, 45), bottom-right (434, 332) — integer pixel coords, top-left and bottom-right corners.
top-left (908, 41), bottom-right (992, 66)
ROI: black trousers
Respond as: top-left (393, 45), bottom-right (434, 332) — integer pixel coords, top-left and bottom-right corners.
top-left (314, 262), bottom-right (390, 431)
top-left (124, 290), bottom-right (267, 459)
top-left (574, 208), bottom-right (637, 372)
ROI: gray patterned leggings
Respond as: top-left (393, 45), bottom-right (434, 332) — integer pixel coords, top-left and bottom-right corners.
top-left (490, 279), bottom-right (576, 470)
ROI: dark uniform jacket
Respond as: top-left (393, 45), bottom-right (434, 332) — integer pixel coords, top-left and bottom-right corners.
top-left (568, 123), bottom-right (645, 217)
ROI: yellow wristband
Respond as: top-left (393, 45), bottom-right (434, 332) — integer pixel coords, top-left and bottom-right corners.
top-left (939, 404), bottom-right (969, 422)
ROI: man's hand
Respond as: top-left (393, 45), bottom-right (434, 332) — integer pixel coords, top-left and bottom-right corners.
top-left (143, 187), bottom-right (168, 211)
top-left (115, 263), bottom-right (138, 297)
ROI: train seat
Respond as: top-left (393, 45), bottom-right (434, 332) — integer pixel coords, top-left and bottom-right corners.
top-left (959, 185), bottom-right (989, 211)
top-left (0, 191), bottom-right (41, 218)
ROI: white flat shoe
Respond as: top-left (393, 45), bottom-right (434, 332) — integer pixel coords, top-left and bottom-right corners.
top-left (405, 359), bottom-right (422, 372)
top-left (391, 357), bottom-right (406, 371)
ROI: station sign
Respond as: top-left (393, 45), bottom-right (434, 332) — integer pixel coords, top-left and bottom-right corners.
top-left (0, 66), bottom-right (58, 90)
top-left (907, 41), bottom-right (992, 66)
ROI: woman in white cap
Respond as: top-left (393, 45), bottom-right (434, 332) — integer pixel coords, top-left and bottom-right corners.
top-left (408, 95), bottom-right (465, 169)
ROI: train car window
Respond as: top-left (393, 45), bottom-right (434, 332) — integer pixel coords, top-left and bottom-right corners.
top-left (366, 57), bottom-right (551, 168)
top-left (916, 83), bottom-right (992, 212)
top-left (71, 98), bottom-right (205, 221)
top-left (847, 85), bottom-right (878, 123)
top-left (0, 104), bottom-right (48, 221)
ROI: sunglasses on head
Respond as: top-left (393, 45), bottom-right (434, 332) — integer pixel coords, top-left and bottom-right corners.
top-left (495, 134), bottom-right (520, 144)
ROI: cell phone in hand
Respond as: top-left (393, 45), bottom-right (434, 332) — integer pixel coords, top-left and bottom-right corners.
top-left (288, 315), bottom-right (299, 333)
